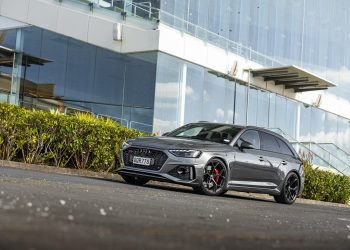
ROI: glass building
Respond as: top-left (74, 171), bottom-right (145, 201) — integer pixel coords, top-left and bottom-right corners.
top-left (0, 26), bottom-right (157, 132)
top-left (0, 0), bottom-right (349, 173)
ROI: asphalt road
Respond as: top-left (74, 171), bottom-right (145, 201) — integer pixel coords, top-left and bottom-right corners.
top-left (0, 166), bottom-right (350, 250)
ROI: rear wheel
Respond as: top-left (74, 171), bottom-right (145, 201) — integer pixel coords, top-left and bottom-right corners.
top-left (274, 172), bottom-right (300, 204)
top-left (121, 175), bottom-right (149, 186)
top-left (193, 158), bottom-right (228, 196)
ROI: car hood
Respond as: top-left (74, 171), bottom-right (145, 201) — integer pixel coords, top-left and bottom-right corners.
top-left (128, 136), bottom-right (231, 152)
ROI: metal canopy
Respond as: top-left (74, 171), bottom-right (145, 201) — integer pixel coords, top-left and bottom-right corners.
top-left (0, 46), bottom-right (51, 67)
top-left (251, 65), bottom-right (337, 92)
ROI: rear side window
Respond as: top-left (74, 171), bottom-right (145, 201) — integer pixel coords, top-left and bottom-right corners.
top-left (238, 130), bottom-right (260, 149)
top-left (259, 132), bottom-right (280, 153)
top-left (276, 137), bottom-right (294, 156)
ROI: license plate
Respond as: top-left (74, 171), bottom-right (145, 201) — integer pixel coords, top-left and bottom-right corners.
top-left (133, 156), bottom-right (152, 166)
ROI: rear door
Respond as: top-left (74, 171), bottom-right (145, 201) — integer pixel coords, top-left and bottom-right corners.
top-left (258, 132), bottom-right (290, 187)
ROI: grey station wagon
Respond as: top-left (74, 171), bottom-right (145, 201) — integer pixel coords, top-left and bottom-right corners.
top-left (118, 122), bottom-right (304, 204)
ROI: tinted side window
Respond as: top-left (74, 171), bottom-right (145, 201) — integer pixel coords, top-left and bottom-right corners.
top-left (260, 132), bottom-right (279, 153)
top-left (238, 130), bottom-right (260, 149)
top-left (276, 138), bottom-right (294, 156)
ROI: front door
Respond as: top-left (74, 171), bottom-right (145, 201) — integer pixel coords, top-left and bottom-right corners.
top-left (229, 130), bottom-right (270, 188)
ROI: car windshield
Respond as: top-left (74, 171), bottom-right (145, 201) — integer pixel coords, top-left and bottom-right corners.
top-left (166, 123), bottom-right (242, 144)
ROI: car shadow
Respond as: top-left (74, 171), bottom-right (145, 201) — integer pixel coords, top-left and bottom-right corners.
top-left (83, 175), bottom-right (275, 204)
top-left (127, 179), bottom-right (275, 204)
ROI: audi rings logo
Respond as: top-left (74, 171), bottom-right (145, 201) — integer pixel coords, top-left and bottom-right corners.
top-left (138, 148), bottom-right (151, 155)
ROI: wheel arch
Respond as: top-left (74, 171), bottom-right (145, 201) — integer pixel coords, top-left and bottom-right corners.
top-left (207, 156), bottom-right (229, 170)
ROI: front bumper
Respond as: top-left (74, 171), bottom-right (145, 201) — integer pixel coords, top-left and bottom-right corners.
top-left (117, 146), bottom-right (209, 187)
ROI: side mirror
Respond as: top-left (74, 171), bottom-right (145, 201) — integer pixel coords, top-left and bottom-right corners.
top-left (240, 141), bottom-right (255, 150)
top-left (162, 132), bottom-right (169, 136)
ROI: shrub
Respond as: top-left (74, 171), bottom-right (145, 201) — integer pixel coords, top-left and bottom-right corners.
top-left (0, 103), bottom-right (27, 161)
top-left (18, 110), bottom-right (57, 164)
top-left (301, 161), bottom-right (350, 204)
top-left (0, 103), bottom-right (145, 171)
top-left (47, 114), bottom-right (75, 168)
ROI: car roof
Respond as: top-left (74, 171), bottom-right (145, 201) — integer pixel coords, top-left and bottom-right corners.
top-left (193, 122), bottom-right (278, 134)
top-left (193, 122), bottom-right (245, 129)
top-left (184, 122), bottom-right (299, 157)
top-left (192, 122), bottom-right (294, 149)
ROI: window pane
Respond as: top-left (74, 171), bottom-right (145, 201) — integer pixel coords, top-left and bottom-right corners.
top-left (184, 63), bottom-right (204, 123)
top-left (153, 53), bottom-right (181, 133)
top-left (299, 103), bottom-right (311, 142)
top-left (234, 83), bottom-right (247, 125)
top-left (65, 39), bottom-right (96, 102)
top-left (276, 137), bottom-right (294, 156)
top-left (124, 53), bottom-right (157, 108)
top-left (0, 29), bottom-right (16, 49)
top-left (285, 99), bottom-right (298, 138)
top-left (202, 72), bottom-right (228, 123)
top-left (247, 88), bottom-right (258, 126)
top-left (256, 89), bottom-right (269, 128)
top-left (260, 132), bottom-right (279, 153)
top-left (275, 95), bottom-right (287, 133)
top-left (38, 30), bottom-right (68, 98)
top-left (93, 48), bottom-right (124, 105)
top-left (310, 107), bottom-right (325, 143)
top-left (268, 93), bottom-right (276, 128)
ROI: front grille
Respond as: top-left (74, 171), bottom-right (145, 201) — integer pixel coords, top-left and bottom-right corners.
top-left (122, 147), bottom-right (168, 171)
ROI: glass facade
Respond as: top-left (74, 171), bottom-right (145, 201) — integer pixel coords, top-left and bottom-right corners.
top-left (153, 53), bottom-right (350, 154)
top-left (153, 53), bottom-right (235, 134)
top-left (160, 0), bottom-right (350, 101)
top-left (0, 27), bottom-right (157, 133)
top-left (0, 29), bottom-right (16, 103)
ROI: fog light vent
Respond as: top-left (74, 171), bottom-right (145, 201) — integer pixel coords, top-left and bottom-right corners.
top-left (168, 165), bottom-right (194, 180)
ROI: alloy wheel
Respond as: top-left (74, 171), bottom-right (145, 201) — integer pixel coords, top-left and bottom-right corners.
top-left (284, 173), bottom-right (299, 202)
top-left (274, 172), bottom-right (300, 204)
top-left (201, 158), bottom-right (227, 195)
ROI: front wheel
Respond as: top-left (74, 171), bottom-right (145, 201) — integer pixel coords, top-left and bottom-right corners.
top-left (274, 172), bottom-right (300, 204)
top-left (193, 158), bottom-right (228, 196)
top-left (121, 175), bottom-right (149, 186)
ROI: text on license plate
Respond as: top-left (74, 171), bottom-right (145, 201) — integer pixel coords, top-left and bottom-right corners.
top-left (133, 156), bottom-right (152, 166)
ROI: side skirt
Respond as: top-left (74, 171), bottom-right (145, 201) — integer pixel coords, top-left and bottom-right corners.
top-left (227, 184), bottom-right (281, 195)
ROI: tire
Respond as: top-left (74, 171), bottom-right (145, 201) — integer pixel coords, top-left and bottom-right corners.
top-left (274, 172), bottom-right (300, 204)
top-left (121, 175), bottom-right (149, 186)
top-left (193, 158), bottom-right (228, 196)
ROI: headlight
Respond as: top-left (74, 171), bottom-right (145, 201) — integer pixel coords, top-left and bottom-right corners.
top-left (122, 141), bottom-right (130, 150)
top-left (168, 149), bottom-right (202, 158)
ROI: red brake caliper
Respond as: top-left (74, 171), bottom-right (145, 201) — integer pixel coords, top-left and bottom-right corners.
top-left (213, 168), bottom-right (220, 184)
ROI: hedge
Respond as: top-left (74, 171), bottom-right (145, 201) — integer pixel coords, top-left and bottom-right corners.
top-left (0, 103), bottom-right (144, 171)
top-left (301, 161), bottom-right (350, 204)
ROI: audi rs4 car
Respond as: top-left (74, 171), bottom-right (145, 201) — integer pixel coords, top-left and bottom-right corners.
top-left (118, 122), bottom-right (304, 204)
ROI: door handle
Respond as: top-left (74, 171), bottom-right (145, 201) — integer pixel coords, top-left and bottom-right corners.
top-left (281, 161), bottom-right (287, 165)
top-left (258, 156), bottom-right (264, 162)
